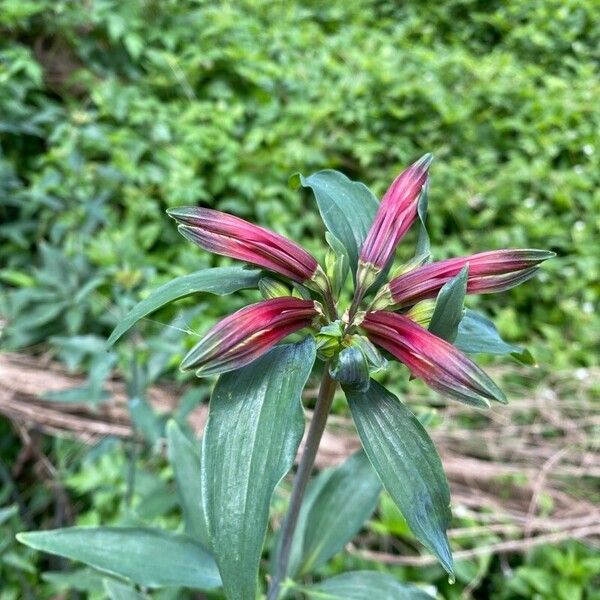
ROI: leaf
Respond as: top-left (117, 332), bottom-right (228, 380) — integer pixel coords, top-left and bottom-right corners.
top-left (103, 579), bottom-right (148, 600)
top-left (0, 504), bottom-right (18, 526)
top-left (325, 232), bottom-right (350, 297)
top-left (201, 338), bottom-right (316, 600)
top-left (166, 420), bottom-right (208, 545)
top-left (428, 265), bottom-right (468, 342)
top-left (414, 182), bottom-right (431, 260)
top-left (42, 568), bottom-right (105, 593)
top-left (299, 571), bottom-right (434, 599)
top-left (17, 527), bottom-right (220, 589)
top-left (107, 267), bottom-right (261, 345)
top-left (128, 396), bottom-right (162, 444)
top-left (455, 309), bottom-right (535, 364)
top-left (345, 381), bottom-right (453, 576)
top-left (294, 451), bottom-right (381, 576)
top-left (297, 170), bottom-right (378, 277)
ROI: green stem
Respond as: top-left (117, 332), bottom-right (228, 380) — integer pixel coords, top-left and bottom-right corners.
top-left (268, 367), bottom-right (337, 600)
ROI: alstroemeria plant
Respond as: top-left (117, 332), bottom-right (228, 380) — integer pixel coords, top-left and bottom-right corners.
top-left (59, 157), bottom-right (552, 599)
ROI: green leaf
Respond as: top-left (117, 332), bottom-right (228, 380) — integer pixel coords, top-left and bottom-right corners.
top-left (294, 451), bottom-right (381, 576)
top-left (17, 527), bottom-right (220, 590)
top-left (428, 265), bottom-right (468, 342)
top-left (414, 182), bottom-right (431, 260)
top-left (298, 170), bottom-right (378, 277)
top-left (345, 381), bottom-right (453, 576)
top-left (103, 579), bottom-right (148, 600)
top-left (0, 504), bottom-right (18, 526)
top-left (166, 420), bottom-right (208, 545)
top-left (42, 568), bottom-right (105, 594)
top-left (455, 310), bottom-right (534, 364)
top-left (107, 267), bottom-right (261, 346)
top-left (201, 338), bottom-right (316, 600)
top-left (325, 232), bottom-right (350, 297)
top-left (128, 396), bottom-right (162, 444)
top-left (299, 571), bottom-right (434, 599)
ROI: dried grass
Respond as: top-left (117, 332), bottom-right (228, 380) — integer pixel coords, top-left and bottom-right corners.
top-left (1, 351), bottom-right (598, 564)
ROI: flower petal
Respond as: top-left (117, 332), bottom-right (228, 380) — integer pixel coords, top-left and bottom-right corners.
top-left (180, 297), bottom-right (319, 376)
top-left (362, 311), bottom-right (506, 407)
top-left (168, 207), bottom-right (320, 285)
top-left (358, 154), bottom-right (432, 276)
top-left (386, 249), bottom-right (554, 307)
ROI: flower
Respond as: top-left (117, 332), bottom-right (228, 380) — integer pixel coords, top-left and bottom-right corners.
top-left (373, 249), bottom-right (554, 308)
top-left (361, 311), bottom-right (506, 407)
top-left (180, 297), bottom-right (320, 376)
top-left (356, 154), bottom-right (432, 292)
top-left (167, 207), bottom-right (328, 292)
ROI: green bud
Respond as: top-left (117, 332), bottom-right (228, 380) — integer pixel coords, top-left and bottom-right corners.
top-left (258, 277), bottom-right (291, 299)
top-left (306, 264), bottom-right (332, 297)
top-left (352, 335), bottom-right (388, 374)
top-left (329, 345), bottom-right (370, 392)
top-left (370, 284), bottom-right (394, 311)
top-left (315, 320), bottom-right (345, 359)
top-left (390, 253), bottom-right (431, 279)
top-left (325, 232), bottom-right (350, 296)
top-left (406, 300), bottom-right (436, 328)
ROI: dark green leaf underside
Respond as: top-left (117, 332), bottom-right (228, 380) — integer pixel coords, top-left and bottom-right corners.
top-left (345, 380), bottom-right (453, 576)
top-left (455, 309), bottom-right (532, 365)
top-left (201, 337), bottom-right (316, 600)
top-left (166, 420), bottom-right (208, 545)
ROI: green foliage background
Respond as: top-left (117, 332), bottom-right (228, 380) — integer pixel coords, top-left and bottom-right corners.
top-left (2, 0), bottom-right (599, 366)
top-left (1, 1), bottom-right (599, 598)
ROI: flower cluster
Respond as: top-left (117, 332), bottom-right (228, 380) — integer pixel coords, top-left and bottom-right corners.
top-left (168, 156), bottom-right (552, 404)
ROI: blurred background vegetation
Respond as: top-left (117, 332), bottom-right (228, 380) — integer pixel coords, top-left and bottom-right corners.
top-left (1, 0), bottom-right (598, 598)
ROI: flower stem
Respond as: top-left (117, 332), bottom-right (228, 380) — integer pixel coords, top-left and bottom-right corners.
top-left (268, 366), bottom-right (337, 600)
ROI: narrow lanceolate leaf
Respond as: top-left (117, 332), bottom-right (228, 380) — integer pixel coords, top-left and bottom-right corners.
top-left (345, 381), bottom-right (454, 576)
top-left (166, 420), bottom-right (208, 545)
top-left (297, 170), bottom-right (378, 278)
top-left (455, 309), bottom-right (535, 365)
top-left (17, 527), bottom-right (220, 590)
top-left (295, 451), bottom-right (381, 576)
top-left (201, 338), bottom-right (316, 600)
top-left (428, 265), bottom-right (468, 343)
top-left (300, 571), bottom-right (434, 600)
top-left (106, 267), bottom-right (261, 346)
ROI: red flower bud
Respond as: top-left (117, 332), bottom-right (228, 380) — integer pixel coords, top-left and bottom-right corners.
top-left (180, 297), bottom-right (320, 376)
top-left (361, 311), bottom-right (506, 407)
top-left (383, 249), bottom-right (554, 307)
top-left (357, 155), bottom-right (432, 290)
top-left (168, 207), bottom-right (324, 288)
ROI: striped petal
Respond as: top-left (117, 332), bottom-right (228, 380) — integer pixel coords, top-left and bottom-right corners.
top-left (168, 207), bottom-right (324, 288)
top-left (361, 311), bottom-right (506, 407)
top-left (382, 249), bottom-right (554, 307)
top-left (181, 297), bottom-right (319, 377)
top-left (356, 154), bottom-right (432, 290)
